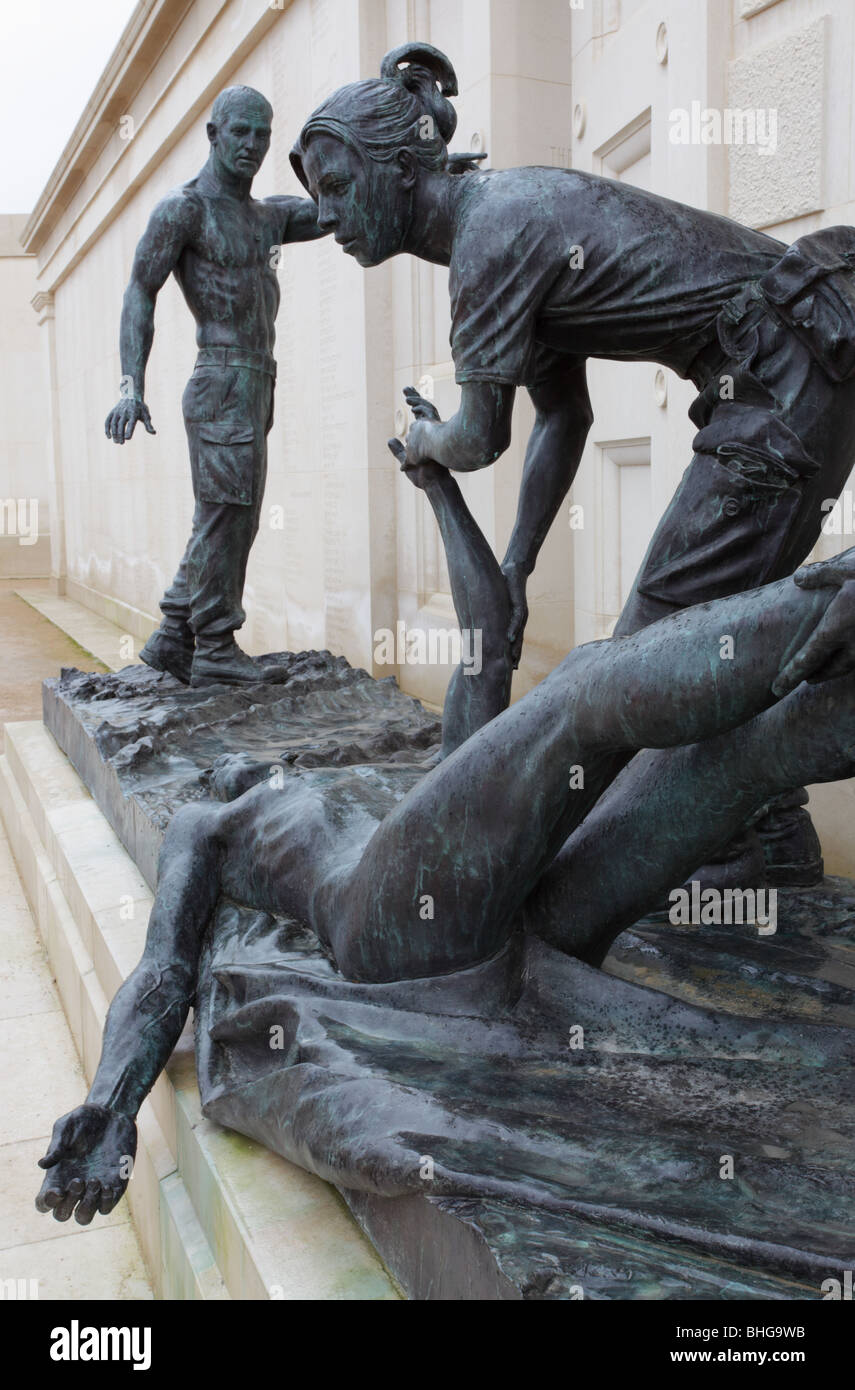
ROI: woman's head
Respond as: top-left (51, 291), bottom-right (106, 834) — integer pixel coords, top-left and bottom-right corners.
top-left (291, 43), bottom-right (474, 265)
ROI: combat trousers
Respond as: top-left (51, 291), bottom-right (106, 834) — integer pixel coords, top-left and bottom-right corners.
top-left (616, 290), bottom-right (855, 633)
top-left (159, 346), bottom-right (275, 643)
top-left (613, 229), bottom-right (855, 877)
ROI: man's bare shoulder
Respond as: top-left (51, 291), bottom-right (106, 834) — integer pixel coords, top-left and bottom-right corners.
top-left (146, 181), bottom-right (205, 237)
top-left (259, 194), bottom-right (304, 213)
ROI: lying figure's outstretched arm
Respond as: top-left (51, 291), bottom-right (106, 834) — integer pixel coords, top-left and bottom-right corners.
top-left (36, 802), bottom-right (223, 1225)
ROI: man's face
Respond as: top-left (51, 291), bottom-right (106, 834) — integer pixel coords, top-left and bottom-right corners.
top-left (211, 103), bottom-right (272, 180)
top-left (301, 135), bottom-right (410, 267)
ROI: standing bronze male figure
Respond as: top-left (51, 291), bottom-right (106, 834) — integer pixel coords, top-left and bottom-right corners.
top-left (104, 86), bottom-right (325, 687)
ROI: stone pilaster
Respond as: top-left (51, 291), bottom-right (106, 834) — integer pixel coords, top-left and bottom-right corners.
top-left (31, 289), bottom-right (66, 593)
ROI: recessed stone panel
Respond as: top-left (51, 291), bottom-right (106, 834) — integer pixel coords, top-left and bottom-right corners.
top-left (728, 17), bottom-right (826, 228)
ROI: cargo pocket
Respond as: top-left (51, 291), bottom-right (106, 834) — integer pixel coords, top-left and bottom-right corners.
top-left (759, 230), bottom-right (855, 383)
top-left (194, 423), bottom-right (255, 506)
top-left (182, 367), bottom-right (228, 423)
top-left (636, 456), bottom-right (803, 607)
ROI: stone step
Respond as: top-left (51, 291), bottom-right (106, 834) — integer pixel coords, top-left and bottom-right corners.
top-left (0, 721), bottom-right (399, 1301)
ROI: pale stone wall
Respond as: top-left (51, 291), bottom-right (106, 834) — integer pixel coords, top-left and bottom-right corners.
top-left (729, 0), bottom-right (855, 872)
top-left (0, 216), bottom-right (50, 577)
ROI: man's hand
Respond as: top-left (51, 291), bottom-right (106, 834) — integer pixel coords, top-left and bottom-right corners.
top-left (36, 1103), bottom-right (137, 1225)
top-left (104, 397), bottom-right (156, 445)
top-left (387, 436), bottom-right (445, 491)
top-left (502, 562), bottom-right (529, 669)
top-left (773, 549), bottom-right (855, 697)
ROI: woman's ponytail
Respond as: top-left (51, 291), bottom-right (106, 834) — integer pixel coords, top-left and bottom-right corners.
top-left (379, 43), bottom-right (459, 144)
top-left (292, 42), bottom-right (486, 187)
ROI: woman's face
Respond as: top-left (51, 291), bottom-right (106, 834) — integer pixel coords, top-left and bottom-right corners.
top-left (301, 134), bottom-right (412, 267)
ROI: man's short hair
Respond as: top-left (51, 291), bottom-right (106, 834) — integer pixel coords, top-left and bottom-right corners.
top-left (210, 86), bottom-right (272, 127)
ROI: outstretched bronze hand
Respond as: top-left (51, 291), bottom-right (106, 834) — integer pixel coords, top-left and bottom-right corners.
top-left (36, 1103), bottom-right (137, 1225)
top-left (394, 385), bottom-right (446, 474)
top-left (773, 548), bottom-right (855, 696)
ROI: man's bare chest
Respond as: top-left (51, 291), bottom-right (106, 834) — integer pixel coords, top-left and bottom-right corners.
top-left (189, 198), bottom-right (282, 271)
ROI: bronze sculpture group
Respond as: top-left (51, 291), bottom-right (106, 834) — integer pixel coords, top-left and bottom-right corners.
top-left (38, 45), bottom-right (855, 1259)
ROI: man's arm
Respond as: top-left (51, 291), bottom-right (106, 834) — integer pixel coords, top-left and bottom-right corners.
top-left (501, 360), bottom-right (593, 663)
top-left (266, 194), bottom-right (328, 243)
top-left (105, 192), bottom-right (197, 444)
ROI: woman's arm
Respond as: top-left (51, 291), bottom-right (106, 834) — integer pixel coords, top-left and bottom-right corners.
top-left (502, 360), bottom-right (593, 577)
top-left (403, 381), bottom-right (515, 472)
top-left (773, 549), bottom-right (855, 695)
top-left (501, 361), bottom-right (593, 662)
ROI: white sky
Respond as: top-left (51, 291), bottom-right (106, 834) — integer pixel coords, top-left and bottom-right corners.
top-left (0, 0), bottom-right (140, 213)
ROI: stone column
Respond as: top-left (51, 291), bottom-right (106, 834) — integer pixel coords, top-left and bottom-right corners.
top-left (31, 289), bottom-right (66, 594)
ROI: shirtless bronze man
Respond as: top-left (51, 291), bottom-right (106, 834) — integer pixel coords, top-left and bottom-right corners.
top-left (104, 86), bottom-right (325, 687)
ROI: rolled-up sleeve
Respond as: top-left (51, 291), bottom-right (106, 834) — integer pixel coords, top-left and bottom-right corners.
top-left (450, 201), bottom-right (571, 388)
